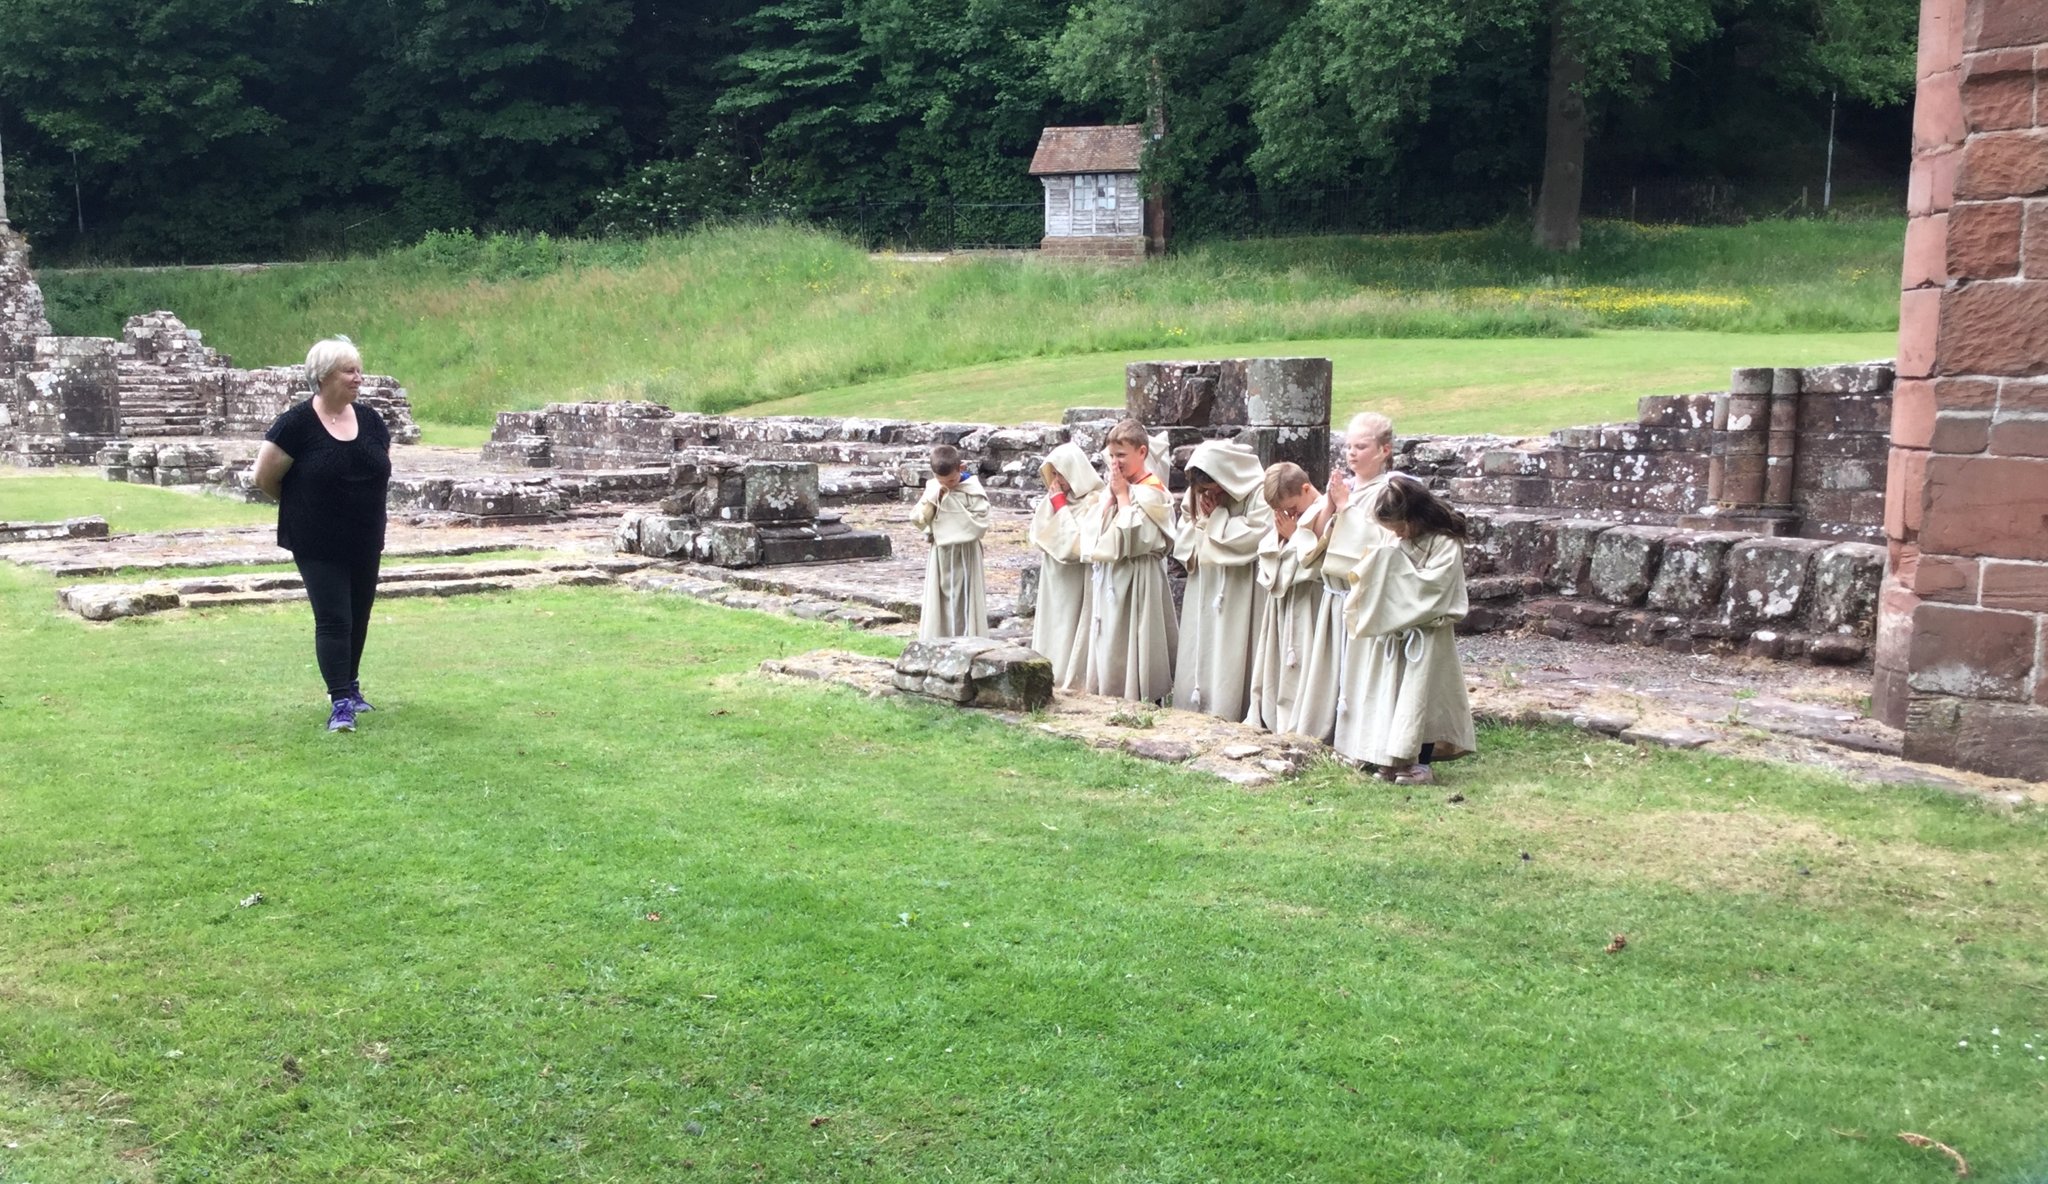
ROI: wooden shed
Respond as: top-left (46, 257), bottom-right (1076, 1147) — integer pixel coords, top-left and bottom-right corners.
top-left (1028, 124), bottom-right (1153, 260)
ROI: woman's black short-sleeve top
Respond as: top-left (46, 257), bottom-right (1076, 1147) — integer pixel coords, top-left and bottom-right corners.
top-left (263, 400), bottom-right (392, 559)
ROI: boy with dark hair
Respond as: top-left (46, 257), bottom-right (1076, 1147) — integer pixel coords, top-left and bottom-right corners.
top-left (1342, 475), bottom-right (1476, 783)
top-left (913, 444), bottom-right (991, 639)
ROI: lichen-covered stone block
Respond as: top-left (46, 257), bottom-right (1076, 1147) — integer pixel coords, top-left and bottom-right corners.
top-left (1016, 564), bottom-right (1041, 619)
top-left (637, 515), bottom-right (698, 559)
top-left (1807, 542), bottom-right (1886, 634)
top-left (448, 481), bottom-right (564, 521)
top-left (1799, 361), bottom-right (1893, 395)
top-left (757, 524), bottom-right (892, 565)
top-left (0, 515), bottom-right (108, 544)
top-left (1242, 357), bottom-right (1332, 427)
top-left (893, 638), bottom-right (1053, 711)
top-left (697, 521), bottom-right (761, 567)
top-left (1646, 531), bottom-right (1747, 615)
top-left (13, 336), bottom-right (123, 464)
top-left (1231, 425), bottom-right (1331, 490)
top-left (742, 461), bottom-right (821, 523)
top-left (1471, 512), bottom-right (1553, 578)
top-left (1588, 525), bottom-right (1678, 606)
top-left (1548, 520), bottom-right (1613, 595)
top-left (1721, 537), bottom-right (1831, 628)
top-left (62, 586), bottom-right (181, 621)
top-left (1125, 361), bottom-right (1221, 427)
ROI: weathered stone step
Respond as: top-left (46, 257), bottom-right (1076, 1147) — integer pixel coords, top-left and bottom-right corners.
top-left (56, 557), bottom-right (658, 619)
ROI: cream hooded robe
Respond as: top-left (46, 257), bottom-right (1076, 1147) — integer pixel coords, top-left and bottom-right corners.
top-left (1291, 475), bottom-right (1396, 746)
top-left (1083, 439), bottom-right (1178, 703)
top-left (1171, 441), bottom-right (1271, 720)
top-left (913, 472), bottom-right (992, 639)
top-left (1029, 443), bottom-right (1103, 689)
top-left (1341, 530), bottom-right (1477, 767)
top-left (1244, 507), bottom-right (1322, 733)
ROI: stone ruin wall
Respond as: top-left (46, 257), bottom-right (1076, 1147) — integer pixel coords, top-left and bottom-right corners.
top-left (0, 230), bottom-right (421, 465)
top-left (1438, 361), bottom-right (1894, 544)
top-left (0, 227), bottom-right (52, 388)
top-left (481, 360), bottom-right (1891, 664)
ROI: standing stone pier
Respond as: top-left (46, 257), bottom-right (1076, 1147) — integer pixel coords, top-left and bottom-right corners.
top-left (1123, 356), bottom-right (1335, 489)
top-left (0, 224), bottom-right (53, 454)
top-left (1877, 0), bottom-right (2048, 780)
top-left (12, 337), bottom-right (124, 466)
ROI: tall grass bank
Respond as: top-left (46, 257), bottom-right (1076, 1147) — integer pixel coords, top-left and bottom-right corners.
top-left (40, 220), bottom-right (1905, 426)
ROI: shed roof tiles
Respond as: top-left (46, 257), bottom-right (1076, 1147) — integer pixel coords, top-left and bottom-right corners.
top-left (1028, 124), bottom-right (1146, 175)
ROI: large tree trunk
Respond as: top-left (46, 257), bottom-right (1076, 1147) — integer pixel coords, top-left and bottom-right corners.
top-left (1532, 13), bottom-right (1587, 253)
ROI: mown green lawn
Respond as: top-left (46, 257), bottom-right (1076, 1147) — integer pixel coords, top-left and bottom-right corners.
top-left (1, 553), bottom-right (2042, 1182)
top-left (0, 472), bottom-right (273, 535)
top-left (742, 329), bottom-right (1897, 435)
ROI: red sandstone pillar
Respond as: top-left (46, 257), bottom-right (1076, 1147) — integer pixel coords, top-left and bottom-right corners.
top-left (1715, 367), bottom-right (1774, 509)
top-left (1879, 0), bottom-right (2048, 780)
top-left (1765, 368), bottom-right (1803, 508)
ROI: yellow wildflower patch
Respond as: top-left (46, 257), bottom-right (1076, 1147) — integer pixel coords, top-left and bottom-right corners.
top-left (1465, 286), bottom-right (1751, 316)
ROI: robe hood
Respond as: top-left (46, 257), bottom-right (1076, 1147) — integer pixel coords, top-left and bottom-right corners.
top-left (1041, 442), bottom-right (1103, 499)
top-left (1185, 440), bottom-right (1266, 505)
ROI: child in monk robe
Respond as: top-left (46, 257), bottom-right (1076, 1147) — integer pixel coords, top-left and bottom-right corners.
top-left (1083, 419), bottom-right (1178, 703)
top-left (1171, 440), bottom-right (1271, 720)
top-left (1341, 475), bottom-right (1476, 784)
top-left (1294, 411), bottom-right (1399, 745)
top-left (912, 443), bottom-right (991, 639)
top-left (1028, 441), bottom-right (1102, 690)
top-left (1244, 462), bottom-right (1322, 734)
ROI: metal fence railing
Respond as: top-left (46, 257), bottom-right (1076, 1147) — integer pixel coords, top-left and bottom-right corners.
top-left (22, 176), bottom-right (1897, 265)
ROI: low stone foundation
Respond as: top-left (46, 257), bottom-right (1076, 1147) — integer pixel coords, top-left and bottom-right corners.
top-left (0, 516), bottom-right (108, 545)
top-left (100, 441), bottom-right (228, 486)
top-left (1457, 510), bottom-right (1886, 663)
top-left (1038, 235), bottom-right (1147, 262)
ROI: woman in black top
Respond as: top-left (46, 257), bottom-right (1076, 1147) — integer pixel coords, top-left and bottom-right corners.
top-left (252, 336), bottom-right (393, 733)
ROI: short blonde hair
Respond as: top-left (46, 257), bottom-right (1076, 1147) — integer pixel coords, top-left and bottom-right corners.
top-left (1106, 418), bottom-right (1150, 450)
top-left (1345, 411), bottom-right (1393, 447)
top-left (305, 336), bottom-right (362, 386)
top-left (1262, 461), bottom-right (1310, 505)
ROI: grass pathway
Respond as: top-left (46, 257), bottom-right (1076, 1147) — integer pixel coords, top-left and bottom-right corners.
top-left (741, 329), bottom-right (1897, 434)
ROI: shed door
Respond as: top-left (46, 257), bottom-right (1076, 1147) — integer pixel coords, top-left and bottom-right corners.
top-left (1072, 173), bottom-right (1121, 236)
top-left (1042, 177), bottom-right (1073, 235)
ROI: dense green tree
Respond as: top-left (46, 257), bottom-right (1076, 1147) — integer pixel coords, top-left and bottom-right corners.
top-left (338, 0), bottom-right (637, 235)
top-left (0, 0), bottom-right (329, 256)
top-left (1048, 0), bottom-right (1303, 239)
top-left (1245, 0), bottom-right (1723, 251)
top-left (714, 0), bottom-right (1070, 209)
top-left (0, 0), bottom-right (1918, 260)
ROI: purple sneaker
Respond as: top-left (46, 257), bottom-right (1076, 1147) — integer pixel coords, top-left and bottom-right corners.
top-left (326, 698), bottom-right (358, 733)
top-left (348, 692), bottom-right (375, 712)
